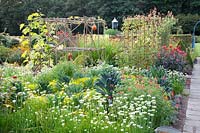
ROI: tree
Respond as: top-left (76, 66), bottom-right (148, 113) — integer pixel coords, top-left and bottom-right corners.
top-left (0, 0), bottom-right (24, 35)
top-left (1, 0), bottom-right (200, 35)
top-left (0, 0), bottom-right (67, 35)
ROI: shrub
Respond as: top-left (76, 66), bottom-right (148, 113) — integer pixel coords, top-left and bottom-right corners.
top-left (170, 34), bottom-right (192, 47)
top-left (0, 45), bottom-right (12, 63)
top-left (104, 29), bottom-right (120, 36)
top-left (0, 33), bottom-right (19, 48)
top-left (36, 69), bottom-right (56, 93)
top-left (0, 45), bottom-right (24, 64)
top-left (196, 36), bottom-right (200, 43)
top-left (36, 61), bottom-right (77, 93)
top-left (156, 45), bottom-right (187, 72)
top-left (177, 40), bottom-right (193, 74)
top-left (129, 65), bottom-right (186, 96)
top-left (7, 49), bottom-right (24, 64)
top-left (52, 61), bottom-right (76, 83)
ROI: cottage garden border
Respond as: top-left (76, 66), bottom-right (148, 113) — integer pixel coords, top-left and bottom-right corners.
top-left (0, 9), bottom-right (195, 133)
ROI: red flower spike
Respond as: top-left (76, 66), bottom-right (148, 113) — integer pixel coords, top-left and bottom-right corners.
top-left (169, 44), bottom-right (173, 49)
top-left (68, 53), bottom-right (73, 61)
top-left (177, 45), bottom-right (181, 49)
top-left (12, 76), bottom-right (17, 79)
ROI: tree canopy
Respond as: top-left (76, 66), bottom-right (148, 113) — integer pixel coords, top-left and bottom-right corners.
top-left (1, 0), bottom-right (200, 35)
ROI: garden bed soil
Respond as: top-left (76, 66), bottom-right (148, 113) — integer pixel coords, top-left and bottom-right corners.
top-left (173, 94), bottom-right (189, 132)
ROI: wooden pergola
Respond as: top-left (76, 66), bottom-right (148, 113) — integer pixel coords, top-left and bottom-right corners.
top-left (44, 16), bottom-right (106, 48)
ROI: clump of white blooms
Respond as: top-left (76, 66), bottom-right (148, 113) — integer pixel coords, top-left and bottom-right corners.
top-left (46, 89), bottom-right (157, 132)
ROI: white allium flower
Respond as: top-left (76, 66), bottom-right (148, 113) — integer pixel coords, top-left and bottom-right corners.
top-left (142, 106), bottom-right (147, 110)
top-left (79, 99), bottom-right (84, 104)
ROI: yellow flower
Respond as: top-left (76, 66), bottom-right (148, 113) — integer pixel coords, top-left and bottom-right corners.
top-left (69, 77), bottom-right (90, 86)
top-left (130, 75), bottom-right (136, 80)
top-left (21, 39), bottom-right (29, 46)
top-left (58, 91), bottom-right (65, 97)
top-left (27, 83), bottom-right (37, 90)
top-left (36, 96), bottom-right (49, 103)
top-left (25, 96), bottom-right (49, 110)
top-left (49, 80), bottom-right (57, 87)
top-left (49, 80), bottom-right (59, 92)
top-left (63, 96), bottom-right (72, 104)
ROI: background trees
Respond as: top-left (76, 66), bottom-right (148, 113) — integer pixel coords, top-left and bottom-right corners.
top-left (0, 0), bottom-right (200, 35)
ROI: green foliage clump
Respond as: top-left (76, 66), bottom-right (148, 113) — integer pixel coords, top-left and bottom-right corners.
top-left (95, 65), bottom-right (121, 101)
top-left (0, 45), bottom-right (12, 63)
top-left (104, 29), bottom-right (120, 36)
top-left (7, 49), bottom-right (24, 64)
top-left (76, 36), bottom-right (121, 66)
top-left (170, 34), bottom-right (192, 47)
top-left (36, 61), bottom-right (77, 93)
top-left (0, 33), bottom-right (19, 48)
top-left (0, 45), bottom-right (24, 64)
top-left (36, 69), bottom-right (55, 93)
top-left (149, 66), bottom-right (185, 95)
top-left (52, 61), bottom-right (76, 83)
